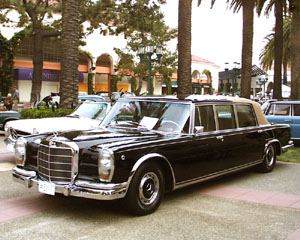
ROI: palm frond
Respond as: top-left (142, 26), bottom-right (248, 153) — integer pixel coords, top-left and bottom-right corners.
top-left (226, 0), bottom-right (242, 13)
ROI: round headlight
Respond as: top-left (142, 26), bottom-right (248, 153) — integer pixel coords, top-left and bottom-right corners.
top-left (98, 148), bottom-right (114, 182)
top-left (15, 137), bottom-right (27, 166)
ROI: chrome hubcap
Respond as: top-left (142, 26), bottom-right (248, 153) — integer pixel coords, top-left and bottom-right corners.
top-left (139, 172), bottom-right (159, 205)
top-left (266, 146), bottom-right (275, 167)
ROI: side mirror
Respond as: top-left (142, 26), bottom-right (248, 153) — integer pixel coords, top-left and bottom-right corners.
top-left (195, 126), bottom-right (204, 134)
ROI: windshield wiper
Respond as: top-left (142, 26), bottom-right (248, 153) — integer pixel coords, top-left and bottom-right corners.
top-left (126, 121), bottom-right (142, 127)
top-left (108, 121), bottom-right (150, 131)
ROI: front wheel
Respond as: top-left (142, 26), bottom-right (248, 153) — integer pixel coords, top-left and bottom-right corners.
top-left (124, 162), bottom-right (165, 215)
top-left (258, 144), bottom-right (276, 173)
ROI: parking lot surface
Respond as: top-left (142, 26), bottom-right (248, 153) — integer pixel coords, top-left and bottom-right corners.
top-left (0, 135), bottom-right (300, 240)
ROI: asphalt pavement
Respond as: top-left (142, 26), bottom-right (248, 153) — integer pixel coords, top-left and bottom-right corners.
top-left (0, 131), bottom-right (7, 153)
top-left (0, 134), bottom-right (300, 240)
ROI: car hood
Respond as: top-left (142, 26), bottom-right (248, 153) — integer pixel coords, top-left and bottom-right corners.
top-left (6, 116), bottom-right (101, 134)
top-left (46, 126), bottom-right (180, 152)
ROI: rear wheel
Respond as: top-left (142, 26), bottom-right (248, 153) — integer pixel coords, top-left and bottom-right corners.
top-left (124, 162), bottom-right (165, 215)
top-left (258, 144), bottom-right (276, 173)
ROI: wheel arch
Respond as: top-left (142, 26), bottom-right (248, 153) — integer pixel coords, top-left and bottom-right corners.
top-left (127, 153), bottom-right (176, 193)
top-left (265, 139), bottom-right (281, 156)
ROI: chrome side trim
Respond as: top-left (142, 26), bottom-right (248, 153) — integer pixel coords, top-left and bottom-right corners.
top-left (12, 167), bottom-right (127, 200)
top-left (174, 160), bottom-right (262, 190)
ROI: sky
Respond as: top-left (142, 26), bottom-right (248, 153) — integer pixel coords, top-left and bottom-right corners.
top-left (161, 0), bottom-right (276, 69)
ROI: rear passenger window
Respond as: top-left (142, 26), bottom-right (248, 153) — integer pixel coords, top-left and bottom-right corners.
top-left (293, 104), bottom-right (300, 116)
top-left (236, 105), bottom-right (256, 127)
top-left (195, 105), bottom-right (216, 132)
top-left (216, 105), bottom-right (236, 130)
top-left (267, 104), bottom-right (290, 116)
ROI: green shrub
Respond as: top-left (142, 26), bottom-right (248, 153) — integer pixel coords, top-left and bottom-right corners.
top-left (277, 146), bottom-right (300, 164)
top-left (20, 107), bottom-right (73, 119)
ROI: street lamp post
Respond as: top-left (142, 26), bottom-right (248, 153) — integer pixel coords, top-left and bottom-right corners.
top-left (256, 75), bottom-right (268, 98)
top-left (138, 43), bottom-right (162, 95)
top-left (232, 62), bottom-right (240, 95)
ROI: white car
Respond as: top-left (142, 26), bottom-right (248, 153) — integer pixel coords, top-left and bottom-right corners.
top-left (4, 101), bottom-right (111, 152)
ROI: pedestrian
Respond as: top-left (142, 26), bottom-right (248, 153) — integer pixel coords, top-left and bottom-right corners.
top-left (4, 93), bottom-right (13, 110)
top-left (12, 86), bottom-right (19, 111)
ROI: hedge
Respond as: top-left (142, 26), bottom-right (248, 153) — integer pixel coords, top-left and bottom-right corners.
top-left (20, 107), bottom-right (73, 119)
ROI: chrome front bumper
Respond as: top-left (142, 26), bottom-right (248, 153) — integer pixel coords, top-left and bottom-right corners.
top-left (12, 167), bottom-right (128, 200)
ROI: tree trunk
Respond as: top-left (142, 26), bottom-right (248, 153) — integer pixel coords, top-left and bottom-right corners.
top-left (240, 0), bottom-right (255, 99)
top-left (60, 0), bottom-right (80, 109)
top-left (177, 0), bottom-right (192, 100)
top-left (282, 57), bottom-right (288, 85)
top-left (24, 3), bottom-right (60, 104)
top-left (273, 0), bottom-right (283, 100)
top-left (291, 2), bottom-right (300, 99)
top-left (30, 31), bottom-right (43, 103)
top-left (135, 75), bottom-right (143, 96)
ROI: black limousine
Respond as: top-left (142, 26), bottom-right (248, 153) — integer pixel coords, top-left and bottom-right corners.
top-left (12, 95), bottom-right (293, 215)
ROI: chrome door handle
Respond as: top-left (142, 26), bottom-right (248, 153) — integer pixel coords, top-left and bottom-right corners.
top-left (216, 136), bottom-right (224, 141)
top-left (284, 120), bottom-right (292, 123)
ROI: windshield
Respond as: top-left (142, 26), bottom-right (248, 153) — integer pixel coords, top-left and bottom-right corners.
top-left (69, 102), bottom-right (109, 120)
top-left (102, 100), bottom-right (191, 133)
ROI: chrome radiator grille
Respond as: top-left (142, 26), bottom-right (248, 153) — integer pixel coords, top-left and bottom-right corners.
top-left (37, 143), bottom-right (74, 183)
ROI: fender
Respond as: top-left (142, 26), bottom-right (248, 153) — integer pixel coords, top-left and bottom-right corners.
top-left (265, 139), bottom-right (281, 155)
top-left (1, 117), bottom-right (19, 130)
top-left (126, 153), bottom-right (176, 192)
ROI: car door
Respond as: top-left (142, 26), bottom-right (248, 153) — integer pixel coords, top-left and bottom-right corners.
top-left (265, 103), bottom-right (292, 126)
top-left (186, 104), bottom-right (239, 179)
top-left (170, 104), bottom-right (226, 183)
top-left (205, 103), bottom-right (263, 172)
top-left (234, 104), bottom-right (265, 164)
top-left (213, 104), bottom-right (251, 170)
top-left (291, 104), bottom-right (300, 140)
top-left (191, 104), bottom-right (225, 177)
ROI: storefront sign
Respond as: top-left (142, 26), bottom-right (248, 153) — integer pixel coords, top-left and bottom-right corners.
top-left (14, 69), bottom-right (84, 83)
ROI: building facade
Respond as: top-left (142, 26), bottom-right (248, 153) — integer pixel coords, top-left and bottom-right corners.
top-left (1, 28), bottom-right (221, 102)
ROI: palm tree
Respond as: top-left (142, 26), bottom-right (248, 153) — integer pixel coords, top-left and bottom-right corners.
top-left (273, 0), bottom-right (284, 99)
top-left (257, 0), bottom-right (287, 99)
top-left (289, 0), bottom-right (300, 99)
top-left (224, 0), bottom-right (255, 99)
top-left (60, 0), bottom-right (80, 109)
top-left (177, 0), bottom-right (192, 100)
top-left (260, 18), bottom-right (291, 85)
top-left (241, 0), bottom-right (255, 99)
top-left (177, 0), bottom-right (217, 100)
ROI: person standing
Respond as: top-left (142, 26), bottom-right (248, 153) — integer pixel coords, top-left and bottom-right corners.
top-left (4, 93), bottom-right (13, 110)
top-left (12, 86), bottom-right (19, 111)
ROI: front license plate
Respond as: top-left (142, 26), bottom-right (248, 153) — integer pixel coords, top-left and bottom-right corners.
top-left (39, 181), bottom-right (55, 196)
